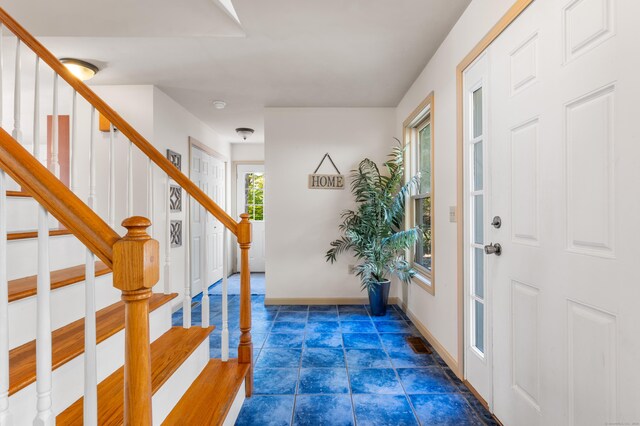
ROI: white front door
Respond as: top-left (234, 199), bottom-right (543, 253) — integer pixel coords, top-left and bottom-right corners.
top-left (236, 164), bottom-right (265, 272)
top-left (475, 0), bottom-right (640, 424)
top-left (191, 146), bottom-right (225, 296)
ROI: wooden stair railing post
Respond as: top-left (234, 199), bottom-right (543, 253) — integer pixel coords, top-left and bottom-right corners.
top-left (113, 217), bottom-right (160, 426)
top-left (237, 213), bottom-right (253, 396)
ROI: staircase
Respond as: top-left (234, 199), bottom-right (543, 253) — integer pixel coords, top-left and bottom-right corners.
top-left (0, 7), bottom-right (253, 425)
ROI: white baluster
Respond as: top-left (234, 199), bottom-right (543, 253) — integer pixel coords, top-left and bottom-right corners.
top-left (83, 253), bottom-right (97, 424)
top-left (0, 24), bottom-right (10, 426)
top-left (70, 90), bottom-right (77, 192)
top-left (147, 158), bottom-right (154, 237)
top-left (0, 24), bottom-right (4, 129)
top-left (33, 72), bottom-right (54, 426)
top-left (12, 38), bottom-right (21, 142)
top-left (201, 210), bottom-right (210, 328)
top-left (164, 175), bottom-right (171, 294)
top-left (87, 108), bottom-right (97, 208)
top-left (49, 73), bottom-right (59, 178)
top-left (183, 194), bottom-right (191, 328)
top-left (0, 171), bottom-right (12, 424)
top-left (127, 141), bottom-right (133, 217)
top-left (221, 227), bottom-right (229, 362)
top-left (108, 124), bottom-right (115, 228)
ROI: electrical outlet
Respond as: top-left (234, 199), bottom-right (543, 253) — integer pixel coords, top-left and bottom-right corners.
top-left (348, 265), bottom-right (356, 274)
top-left (449, 206), bottom-right (457, 223)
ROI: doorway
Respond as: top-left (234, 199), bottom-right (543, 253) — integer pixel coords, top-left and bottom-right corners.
top-left (190, 142), bottom-right (226, 297)
top-left (236, 164), bottom-right (265, 273)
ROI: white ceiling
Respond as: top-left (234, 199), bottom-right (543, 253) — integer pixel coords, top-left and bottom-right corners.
top-left (2, 0), bottom-right (471, 143)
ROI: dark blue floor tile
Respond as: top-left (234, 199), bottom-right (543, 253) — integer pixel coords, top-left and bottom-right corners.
top-left (272, 321), bottom-right (306, 333)
top-left (397, 367), bottom-right (458, 394)
top-left (276, 311), bottom-right (308, 322)
top-left (236, 395), bottom-right (294, 426)
top-left (345, 348), bottom-right (392, 368)
top-left (298, 368), bottom-right (350, 394)
top-left (254, 368), bottom-right (299, 395)
top-left (375, 320), bottom-right (413, 333)
top-left (256, 348), bottom-right (302, 368)
top-left (370, 310), bottom-right (405, 321)
top-left (388, 349), bottom-right (435, 367)
top-left (308, 305), bottom-right (338, 312)
top-left (410, 393), bottom-right (483, 425)
top-left (265, 333), bottom-right (304, 348)
top-left (378, 333), bottom-right (414, 349)
top-left (339, 311), bottom-right (372, 321)
top-left (304, 332), bottom-right (343, 348)
top-left (308, 311), bottom-right (339, 321)
top-left (340, 320), bottom-right (376, 333)
top-left (349, 368), bottom-right (404, 394)
top-left (301, 348), bottom-right (345, 367)
top-left (305, 321), bottom-right (340, 333)
top-left (252, 321), bottom-right (275, 334)
top-left (342, 333), bottom-right (382, 349)
top-left (293, 395), bottom-right (354, 426)
top-left (279, 305), bottom-right (309, 312)
top-left (352, 394), bottom-right (418, 426)
top-left (338, 305), bottom-right (367, 312)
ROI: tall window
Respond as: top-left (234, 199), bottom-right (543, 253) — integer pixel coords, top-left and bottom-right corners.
top-left (413, 118), bottom-right (432, 275)
top-left (244, 172), bottom-right (264, 221)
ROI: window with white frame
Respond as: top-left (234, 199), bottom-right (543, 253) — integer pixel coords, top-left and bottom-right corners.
top-left (412, 116), bottom-right (432, 277)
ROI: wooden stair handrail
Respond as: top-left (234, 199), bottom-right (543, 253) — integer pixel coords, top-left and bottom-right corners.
top-left (0, 6), bottom-right (238, 236)
top-left (0, 129), bottom-right (118, 267)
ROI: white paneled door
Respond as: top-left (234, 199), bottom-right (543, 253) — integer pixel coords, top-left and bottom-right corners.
top-left (464, 0), bottom-right (640, 425)
top-left (191, 146), bottom-right (225, 296)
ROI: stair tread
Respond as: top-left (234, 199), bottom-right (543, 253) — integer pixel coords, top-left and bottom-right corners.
top-left (8, 228), bottom-right (71, 241)
top-left (6, 190), bottom-right (31, 197)
top-left (8, 262), bottom-right (111, 303)
top-left (163, 359), bottom-right (249, 426)
top-left (9, 292), bottom-right (177, 396)
top-left (57, 326), bottom-right (215, 425)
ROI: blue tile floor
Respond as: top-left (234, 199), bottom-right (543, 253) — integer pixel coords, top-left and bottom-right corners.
top-left (172, 294), bottom-right (497, 425)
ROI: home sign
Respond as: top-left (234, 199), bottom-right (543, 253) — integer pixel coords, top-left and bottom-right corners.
top-left (309, 153), bottom-right (345, 189)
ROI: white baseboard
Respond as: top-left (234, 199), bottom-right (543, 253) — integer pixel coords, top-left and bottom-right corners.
top-left (223, 381), bottom-right (246, 426)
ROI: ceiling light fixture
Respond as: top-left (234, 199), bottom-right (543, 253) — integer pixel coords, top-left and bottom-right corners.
top-left (60, 58), bottom-right (99, 81)
top-left (236, 127), bottom-right (254, 141)
top-left (212, 100), bottom-right (227, 109)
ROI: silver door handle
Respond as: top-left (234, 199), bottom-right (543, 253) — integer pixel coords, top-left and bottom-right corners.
top-left (484, 243), bottom-right (502, 256)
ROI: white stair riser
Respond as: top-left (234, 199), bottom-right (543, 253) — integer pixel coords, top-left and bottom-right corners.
top-left (223, 381), bottom-right (246, 426)
top-left (5, 197), bottom-right (58, 232)
top-left (152, 336), bottom-right (210, 425)
top-left (7, 236), bottom-right (87, 281)
top-left (8, 274), bottom-right (118, 349)
top-left (7, 300), bottom-right (172, 425)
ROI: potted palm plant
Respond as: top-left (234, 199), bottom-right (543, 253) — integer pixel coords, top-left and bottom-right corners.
top-left (326, 143), bottom-right (421, 316)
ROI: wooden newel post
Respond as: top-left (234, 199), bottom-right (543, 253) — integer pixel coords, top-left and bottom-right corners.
top-left (113, 216), bottom-right (160, 426)
top-left (237, 213), bottom-right (253, 396)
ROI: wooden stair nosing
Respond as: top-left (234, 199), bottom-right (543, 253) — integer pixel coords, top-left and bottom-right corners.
top-left (56, 326), bottom-right (215, 425)
top-left (8, 262), bottom-right (111, 303)
top-left (6, 190), bottom-right (31, 198)
top-left (9, 293), bottom-right (178, 396)
top-left (162, 359), bottom-right (250, 426)
top-left (8, 228), bottom-right (71, 241)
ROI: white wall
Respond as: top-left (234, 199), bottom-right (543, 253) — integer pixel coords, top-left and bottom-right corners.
top-left (264, 108), bottom-right (396, 301)
top-left (231, 143), bottom-right (264, 163)
top-left (394, 0), bottom-right (515, 369)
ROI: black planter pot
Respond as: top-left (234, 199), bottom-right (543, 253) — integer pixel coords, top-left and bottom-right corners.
top-left (368, 280), bottom-right (391, 316)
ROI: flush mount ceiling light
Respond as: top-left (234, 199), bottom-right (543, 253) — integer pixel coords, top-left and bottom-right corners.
top-left (212, 100), bottom-right (227, 110)
top-left (236, 127), bottom-right (254, 141)
top-left (59, 58), bottom-right (99, 81)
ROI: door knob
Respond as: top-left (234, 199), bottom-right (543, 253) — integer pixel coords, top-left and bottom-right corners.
top-left (484, 243), bottom-right (502, 256)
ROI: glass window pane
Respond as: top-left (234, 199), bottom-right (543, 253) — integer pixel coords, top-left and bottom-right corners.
top-left (473, 141), bottom-right (483, 191)
top-left (473, 194), bottom-right (483, 244)
top-left (474, 248), bottom-right (484, 299)
top-left (418, 123), bottom-right (431, 194)
top-left (414, 197), bottom-right (432, 272)
top-left (474, 300), bottom-right (485, 353)
top-left (244, 172), bottom-right (265, 220)
top-left (473, 88), bottom-right (483, 138)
